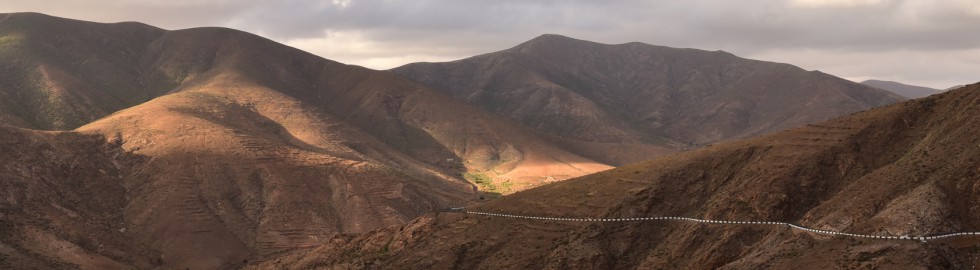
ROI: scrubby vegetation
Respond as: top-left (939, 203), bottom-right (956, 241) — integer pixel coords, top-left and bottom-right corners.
top-left (463, 172), bottom-right (495, 191)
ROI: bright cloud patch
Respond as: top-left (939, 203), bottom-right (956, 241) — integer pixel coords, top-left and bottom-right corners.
top-left (790, 0), bottom-right (885, 8)
top-left (284, 30), bottom-right (465, 69)
top-left (331, 0), bottom-right (351, 8)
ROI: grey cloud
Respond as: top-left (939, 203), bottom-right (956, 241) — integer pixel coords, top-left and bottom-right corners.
top-left (0, 0), bottom-right (977, 88)
top-left (8, 0), bottom-right (976, 50)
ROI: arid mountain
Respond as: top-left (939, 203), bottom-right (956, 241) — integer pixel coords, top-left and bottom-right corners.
top-left (861, 79), bottom-right (941, 99)
top-left (0, 13), bottom-right (942, 270)
top-left (254, 83), bottom-right (980, 269)
top-left (393, 34), bottom-right (906, 157)
top-left (0, 13), bottom-right (617, 269)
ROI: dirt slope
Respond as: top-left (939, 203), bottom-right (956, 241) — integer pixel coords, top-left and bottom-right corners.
top-left (393, 34), bottom-right (906, 164)
top-left (254, 83), bottom-right (980, 269)
top-left (0, 126), bottom-right (155, 269)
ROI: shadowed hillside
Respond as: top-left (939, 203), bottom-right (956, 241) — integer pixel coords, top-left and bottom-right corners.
top-left (0, 12), bottom-right (168, 130)
top-left (254, 83), bottom-right (980, 269)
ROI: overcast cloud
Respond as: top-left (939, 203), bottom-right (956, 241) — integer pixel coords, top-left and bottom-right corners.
top-left (2, 0), bottom-right (978, 88)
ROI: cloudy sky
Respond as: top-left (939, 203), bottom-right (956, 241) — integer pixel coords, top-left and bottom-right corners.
top-left (2, 0), bottom-right (978, 89)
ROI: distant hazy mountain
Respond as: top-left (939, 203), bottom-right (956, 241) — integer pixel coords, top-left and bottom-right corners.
top-left (945, 85), bottom-right (966, 91)
top-left (861, 79), bottom-right (941, 99)
top-left (394, 34), bottom-right (906, 151)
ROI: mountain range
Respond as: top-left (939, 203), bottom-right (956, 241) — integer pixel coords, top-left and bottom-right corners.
top-left (0, 13), bottom-right (928, 269)
top-left (394, 34), bottom-right (903, 149)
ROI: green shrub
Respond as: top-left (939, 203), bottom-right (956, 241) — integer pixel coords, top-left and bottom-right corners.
top-left (464, 172), bottom-right (496, 191)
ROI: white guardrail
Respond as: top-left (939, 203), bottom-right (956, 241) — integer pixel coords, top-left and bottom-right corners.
top-left (440, 208), bottom-right (978, 242)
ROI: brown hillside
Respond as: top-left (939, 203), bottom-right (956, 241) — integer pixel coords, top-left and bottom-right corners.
top-left (0, 13), bottom-right (620, 269)
top-left (255, 83), bottom-right (980, 269)
top-left (75, 88), bottom-right (476, 269)
top-left (0, 126), bottom-right (156, 269)
top-left (393, 34), bottom-right (906, 164)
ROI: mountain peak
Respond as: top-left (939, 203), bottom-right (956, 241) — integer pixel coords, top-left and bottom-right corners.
top-left (1, 11), bottom-right (51, 19)
top-left (2, 12), bottom-right (91, 25)
top-left (513, 34), bottom-right (601, 50)
top-left (529, 33), bottom-right (576, 42)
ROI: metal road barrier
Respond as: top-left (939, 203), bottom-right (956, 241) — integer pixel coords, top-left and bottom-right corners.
top-left (437, 208), bottom-right (979, 242)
